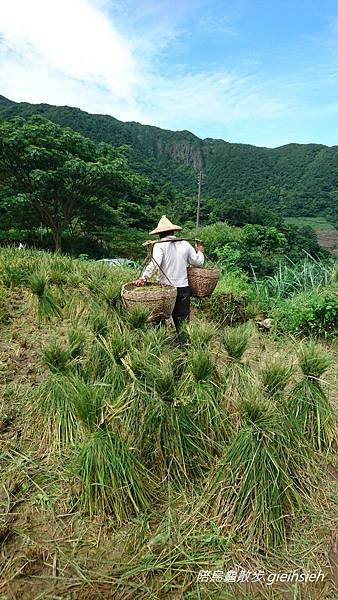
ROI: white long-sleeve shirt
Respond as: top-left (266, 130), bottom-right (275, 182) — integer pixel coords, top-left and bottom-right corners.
top-left (142, 236), bottom-right (204, 287)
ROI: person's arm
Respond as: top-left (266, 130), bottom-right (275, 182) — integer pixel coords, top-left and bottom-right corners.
top-left (135, 244), bottom-right (164, 285)
top-left (188, 242), bottom-right (205, 267)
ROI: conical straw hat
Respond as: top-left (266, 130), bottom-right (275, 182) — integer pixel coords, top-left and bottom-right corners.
top-left (149, 215), bottom-right (182, 235)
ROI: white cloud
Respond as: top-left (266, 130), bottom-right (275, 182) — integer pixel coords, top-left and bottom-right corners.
top-left (140, 70), bottom-right (287, 134)
top-left (0, 0), bottom-right (139, 97)
top-left (1, 0), bottom-right (332, 147)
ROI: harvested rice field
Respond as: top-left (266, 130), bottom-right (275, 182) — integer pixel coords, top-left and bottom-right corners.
top-left (0, 248), bottom-right (337, 599)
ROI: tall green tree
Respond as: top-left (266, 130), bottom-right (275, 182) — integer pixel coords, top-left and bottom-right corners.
top-left (0, 116), bottom-right (148, 251)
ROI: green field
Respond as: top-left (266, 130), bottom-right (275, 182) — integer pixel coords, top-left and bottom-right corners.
top-left (284, 216), bottom-right (336, 230)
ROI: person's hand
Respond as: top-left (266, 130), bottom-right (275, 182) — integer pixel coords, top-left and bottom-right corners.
top-left (195, 243), bottom-right (204, 253)
top-left (135, 278), bottom-right (146, 287)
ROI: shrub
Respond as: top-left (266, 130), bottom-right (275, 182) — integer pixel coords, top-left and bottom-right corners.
top-left (272, 288), bottom-right (338, 337)
top-left (200, 273), bottom-right (249, 325)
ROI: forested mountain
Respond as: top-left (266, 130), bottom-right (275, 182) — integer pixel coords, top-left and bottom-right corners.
top-left (0, 95), bottom-right (337, 222)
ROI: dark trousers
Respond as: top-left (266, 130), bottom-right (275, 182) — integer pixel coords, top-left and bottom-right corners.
top-left (172, 286), bottom-right (191, 332)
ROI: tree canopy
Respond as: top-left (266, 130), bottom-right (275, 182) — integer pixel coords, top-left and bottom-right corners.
top-left (0, 116), bottom-right (150, 251)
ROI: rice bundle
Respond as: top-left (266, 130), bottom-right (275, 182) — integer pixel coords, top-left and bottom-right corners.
top-left (183, 319), bottom-right (216, 349)
top-left (70, 377), bottom-right (153, 519)
top-left (187, 347), bottom-right (217, 384)
top-left (188, 381), bottom-right (229, 449)
top-left (32, 375), bottom-right (79, 451)
top-left (42, 341), bottom-right (74, 374)
top-left (220, 323), bottom-right (253, 405)
top-left (129, 358), bottom-right (212, 484)
top-left (141, 393), bottom-right (211, 485)
top-left (74, 427), bottom-right (152, 520)
top-left (125, 305), bottom-right (151, 330)
top-left (204, 396), bottom-right (309, 551)
top-left (28, 273), bottom-right (61, 320)
top-left (222, 322), bottom-right (252, 361)
top-left (289, 343), bottom-right (337, 453)
top-left (261, 360), bottom-right (293, 399)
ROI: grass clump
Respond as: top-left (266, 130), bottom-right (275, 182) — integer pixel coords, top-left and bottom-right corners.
top-left (0, 286), bottom-right (9, 324)
top-left (1, 263), bottom-right (33, 287)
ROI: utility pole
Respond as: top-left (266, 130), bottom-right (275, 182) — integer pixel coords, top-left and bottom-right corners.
top-left (195, 170), bottom-right (203, 238)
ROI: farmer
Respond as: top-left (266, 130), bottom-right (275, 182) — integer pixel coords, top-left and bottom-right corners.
top-left (135, 215), bottom-right (204, 331)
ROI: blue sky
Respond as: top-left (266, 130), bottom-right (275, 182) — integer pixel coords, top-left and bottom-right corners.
top-left (0, 0), bottom-right (337, 147)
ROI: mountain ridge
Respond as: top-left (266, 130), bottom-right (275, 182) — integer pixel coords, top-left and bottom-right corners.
top-left (0, 94), bottom-right (337, 221)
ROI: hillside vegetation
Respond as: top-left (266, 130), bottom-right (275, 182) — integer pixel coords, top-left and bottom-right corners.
top-left (0, 95), bottom-right (337, 224)
top-left (0, 109), bottom-right (333, 264)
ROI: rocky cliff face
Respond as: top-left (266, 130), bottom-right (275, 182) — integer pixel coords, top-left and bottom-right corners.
top-left (156, 139), bottom-right (204, 171)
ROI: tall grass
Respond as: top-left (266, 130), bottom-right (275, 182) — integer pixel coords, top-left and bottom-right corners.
top-left (252, 255), bottom-right (334, 308)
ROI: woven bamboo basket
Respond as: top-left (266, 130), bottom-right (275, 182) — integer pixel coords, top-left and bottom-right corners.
top-left (121, 282), bottom-right (177, 321)
top-left (188, 267), bottom-right (220, 298)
